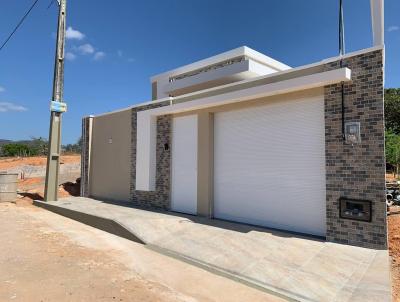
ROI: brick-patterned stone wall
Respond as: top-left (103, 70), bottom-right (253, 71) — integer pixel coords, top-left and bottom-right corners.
top-left (324, 49), bottom-right (387, 249)
top-left (80, 116), bottom-right (92, 197)
top-left (130, 101), bottom-right (172, 209)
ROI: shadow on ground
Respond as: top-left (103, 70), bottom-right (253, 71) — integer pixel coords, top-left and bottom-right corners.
top-left (18, 192), bottom-right (44, 201)
top-left (61, 179), bottom-right (80, 197)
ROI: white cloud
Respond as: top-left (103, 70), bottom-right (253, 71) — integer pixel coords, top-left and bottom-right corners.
top-left (93, 51), bottom-right (106, 61)
top-left (0, 102), bottom-right (28, 113)
top-left (66, 27), bottom-right (85, 40)
top-left (128, 58), bottom-right (135, 63)
top-left (0, 86), bottom-right (5, 92)
top-left (117, 50), bottom-right (123, 57)
top-left (65, 52), bottom-right (76, 61)
top-left (388, 25), bottom-right (400, 32)
top-left (77, 43), bottom-right (95, 55)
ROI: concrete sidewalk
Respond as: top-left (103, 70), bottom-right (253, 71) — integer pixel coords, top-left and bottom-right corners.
top-left (34, 197), bottom-right (391, 302)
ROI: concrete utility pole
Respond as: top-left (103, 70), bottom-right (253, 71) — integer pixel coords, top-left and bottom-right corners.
top-left (44, 0), bottom-right (67, 201)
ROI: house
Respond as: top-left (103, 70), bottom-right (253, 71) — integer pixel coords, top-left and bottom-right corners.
top-left (81, 0), bottom-right (387, 249)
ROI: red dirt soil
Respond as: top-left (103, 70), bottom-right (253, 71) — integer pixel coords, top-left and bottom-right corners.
top-left (387, 173), bottom-right (399, 183)
top-left (0, 155), bottom-right (81, 204)
top-left (16, 185), bottom-right (78, 203)
top-left (0, 155), bottom-right (80, 170)
top-left (389, 213), bottom-right (400, 301)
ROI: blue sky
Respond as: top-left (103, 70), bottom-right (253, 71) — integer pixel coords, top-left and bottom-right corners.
top-left (0, 0), bottom-right (399, 144)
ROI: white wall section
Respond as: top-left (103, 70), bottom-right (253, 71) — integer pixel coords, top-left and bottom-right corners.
top-left (171, 115), bottom-right (198, 214)
top-left (136, 113), bottom-right (157, 191)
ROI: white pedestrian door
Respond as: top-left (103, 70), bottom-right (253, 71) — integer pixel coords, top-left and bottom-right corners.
top-left (213, 96), bottom-right (326, 236)
top-left (171, 114), bottom-right (198, 215)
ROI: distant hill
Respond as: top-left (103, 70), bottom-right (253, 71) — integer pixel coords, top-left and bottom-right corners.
top-left (0, 139), bottom-right (42, 146)
top-left (0, 139), bottom-right (11, 146)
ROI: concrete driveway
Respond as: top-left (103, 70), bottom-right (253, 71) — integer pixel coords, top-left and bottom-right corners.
top-left (35, 197), bottom-right (391, 302)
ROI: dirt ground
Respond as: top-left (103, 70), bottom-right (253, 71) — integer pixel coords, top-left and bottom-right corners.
top-left (0, 155), bottom-right (79, 170)
top-left (0, 155), bottom-right (81, 203)
top-left (389, 211), bottom-right (400, 301)
top-left (0, 202), bottom-right (282, 302)
top-left (387, 173), bottom-right (400, 183)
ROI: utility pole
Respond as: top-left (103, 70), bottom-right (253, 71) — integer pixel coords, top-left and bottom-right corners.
top-left (44, 0), bottom-right (67, 201)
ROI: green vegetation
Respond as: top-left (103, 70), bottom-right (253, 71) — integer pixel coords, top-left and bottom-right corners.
top-left (0, 137), bottom-right (81, 157)
top-left (386, 130), bottom-right (400, 177)
top-left (1, 143), bottom-right (37, 157)
top-left (385, 88), bottom-right (400, 178)
top-left (0, 137), bottom-right (47, 157)
top-left (385, 88), bottom-right (400, 134)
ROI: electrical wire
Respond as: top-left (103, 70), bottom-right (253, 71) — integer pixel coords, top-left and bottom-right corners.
top-left (0, 0), bottom-right (41, 52)
top-left (47, 0), bottom-right (56, 10)
top-left (338, 0), bottom-right (346, 140)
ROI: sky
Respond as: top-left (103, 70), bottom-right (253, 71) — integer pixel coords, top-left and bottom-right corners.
top-left (0, 0), bottom-right (399, 144)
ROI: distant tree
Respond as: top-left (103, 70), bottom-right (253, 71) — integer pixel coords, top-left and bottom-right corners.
top-left (385, 88), bottom-right (400, 134)
top-left (62, 137), bottom-right (82, 154)
top-left (386, 130), bottom-right (400, 178)
top-left (1, 143), bottom-right (39, 157)
top-left (29, 137), bottom-right (48, 156)
top-left (77, 136), bottom-right (82, 149)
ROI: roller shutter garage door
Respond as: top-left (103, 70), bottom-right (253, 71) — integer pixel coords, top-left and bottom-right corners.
top-left (213, 96), bottom-right (326, 236)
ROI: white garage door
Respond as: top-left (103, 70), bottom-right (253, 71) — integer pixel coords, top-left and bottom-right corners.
top-left (213, 96), bottom-right (326, 236)
top-left (171, 114), bottom-right (198, 215)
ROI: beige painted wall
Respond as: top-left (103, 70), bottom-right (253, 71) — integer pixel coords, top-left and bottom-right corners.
top-left (196, 112), bottom-right (213, 216)
top-left (89, 109), bottom-right (132, 201)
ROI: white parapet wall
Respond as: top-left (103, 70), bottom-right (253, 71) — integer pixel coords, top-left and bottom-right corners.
top-left (370, 0), bottom-right (384, 46)
top-left (151, 46), bottom-right (291, 99)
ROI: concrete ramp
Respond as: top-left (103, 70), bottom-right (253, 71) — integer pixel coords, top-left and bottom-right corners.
top-left (34, 197), bottom-right (392, 302)
top-left (34, 200), bottom-right (144, 244)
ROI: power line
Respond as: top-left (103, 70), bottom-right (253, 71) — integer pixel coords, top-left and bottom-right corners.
top-left (47, 0), bottom-right (56, 10)
top-left (0, 0), bottom-right (41, 52)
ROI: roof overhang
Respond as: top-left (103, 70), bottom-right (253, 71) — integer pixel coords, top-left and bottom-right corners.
top-left (151, 46), bottom-right (292, 98)
top-left (162, 59), bottom-right (278, 97)
top-left (136, 67), bottom-right (351, 191)
top-left (150, 46), bottom-right (290, 83)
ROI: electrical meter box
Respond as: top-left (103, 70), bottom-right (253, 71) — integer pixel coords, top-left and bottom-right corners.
top-left (345, 122), bottom-right (361, 144)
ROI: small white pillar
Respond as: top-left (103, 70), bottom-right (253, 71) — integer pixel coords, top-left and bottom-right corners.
top-left (136, 111), bottom-right (157, 191)
top-left (370, 0), bottom-right (384, 46)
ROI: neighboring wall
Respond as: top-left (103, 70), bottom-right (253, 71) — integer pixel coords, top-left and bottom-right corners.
top-left (89, 109), bottom-right (132, 201)
top-left (80, 101), bottom-right (172, 207)
top-left (324, 49), bottom-right (386, 249)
